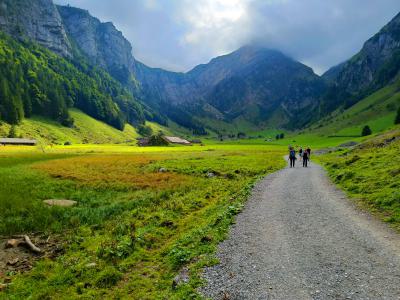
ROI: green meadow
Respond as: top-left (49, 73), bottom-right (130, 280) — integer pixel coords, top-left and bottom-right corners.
top-left (0, 144), bottom-right (285, 299)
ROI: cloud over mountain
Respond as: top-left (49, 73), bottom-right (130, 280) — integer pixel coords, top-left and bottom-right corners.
top-left (55, 0), bottom-right (400, 74)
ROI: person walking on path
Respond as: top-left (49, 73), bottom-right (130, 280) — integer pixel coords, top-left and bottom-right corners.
top-left (298, 146), bottom-right (303, 162)
top-left (289, 146), bottom-right (296, 168)
top-left (303, 149), bottom-right (309, 167)
top-left (306, 146), bottom-right (311, 160)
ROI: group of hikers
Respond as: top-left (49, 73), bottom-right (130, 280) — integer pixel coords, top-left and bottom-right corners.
top-left (288, 146), bottom-right (311, 168)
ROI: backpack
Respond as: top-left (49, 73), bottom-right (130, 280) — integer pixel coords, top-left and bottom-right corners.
top-left (290, 150), bottom-right (296, 158)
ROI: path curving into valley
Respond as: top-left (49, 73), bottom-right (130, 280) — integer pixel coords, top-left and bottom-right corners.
top-left (201, 159), bottom-right (400, 299)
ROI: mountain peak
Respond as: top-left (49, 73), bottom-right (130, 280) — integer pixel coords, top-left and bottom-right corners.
top-left (236, 44), bottom-right (282, 55)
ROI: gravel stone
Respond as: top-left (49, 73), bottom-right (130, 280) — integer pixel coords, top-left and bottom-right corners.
top-left (200, 161), bottom-right (400, 299)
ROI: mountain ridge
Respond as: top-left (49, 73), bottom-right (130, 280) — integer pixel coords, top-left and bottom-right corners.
top-left (1, 0), bottom-right (400, 136)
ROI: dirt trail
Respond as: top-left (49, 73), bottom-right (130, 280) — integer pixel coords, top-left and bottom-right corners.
top-left (201, 160), bottom-right (400, 299)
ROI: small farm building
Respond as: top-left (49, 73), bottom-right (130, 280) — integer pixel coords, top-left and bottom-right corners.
top-left (162, 136), bottom-right (191, 145)
top-left (0, 138), bottom-right (37, 146)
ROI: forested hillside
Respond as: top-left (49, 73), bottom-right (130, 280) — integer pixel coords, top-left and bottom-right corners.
top-left (0, 33), bottom-right (145, 129)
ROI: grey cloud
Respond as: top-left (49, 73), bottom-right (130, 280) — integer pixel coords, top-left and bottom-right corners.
top-left (55, 0), bottom-right (400, 74)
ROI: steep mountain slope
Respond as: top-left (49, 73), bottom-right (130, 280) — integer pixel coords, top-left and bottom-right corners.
top-left (323, 12), bottom-right (400, 110)
top-left (136, 46), bottom-right (326, 129)
top-left (310, 76), bottom-right (400, 137)
top-left (57, 6), bottom-right (137, 86)
top-left (0, 0), bottom-right (146, 131)
top-left (200, 46), bottom-right (326, 127)
top-left (0, 0), bottom-right (71, 57)
top-left (0, 31), bottom-right (144, 129)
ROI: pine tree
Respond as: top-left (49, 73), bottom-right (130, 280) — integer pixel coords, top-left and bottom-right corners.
top-left (8, 125), bottom-right (17, 138)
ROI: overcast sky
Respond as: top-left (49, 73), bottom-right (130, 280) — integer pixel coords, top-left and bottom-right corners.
top-left (54, 0), bottom-right (400, 75)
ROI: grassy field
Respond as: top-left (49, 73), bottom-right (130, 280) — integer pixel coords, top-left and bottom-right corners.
top-left (316, 127), bottom-right (400, 230)
top-left (0, 144), bottom-right (285, 299)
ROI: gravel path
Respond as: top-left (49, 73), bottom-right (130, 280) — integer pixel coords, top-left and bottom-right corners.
top-left (201, 159), bottom-right (400, 299)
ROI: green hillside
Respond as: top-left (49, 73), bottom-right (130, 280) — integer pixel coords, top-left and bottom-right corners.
top-left (310, 77), bottom-right (400, 136)
top-left (0, 109), bottom-right (153, 145)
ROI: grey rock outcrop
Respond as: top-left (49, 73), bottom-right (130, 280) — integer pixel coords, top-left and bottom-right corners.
top-left (0, 0), bottom-right (71, 57)
top-left (57, 5), bottom-right (136, 84)
top-left (323, 12), bottom-right (400, 94)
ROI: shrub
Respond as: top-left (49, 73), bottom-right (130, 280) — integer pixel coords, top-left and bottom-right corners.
top-left (237, 132), bottom-right (246, 139)
top-left (361, 125), bottom-right (372, 136)
top-left (137, 124), bottom-right (153, 137)
top-left (95, 266), bottom-right (122, 288)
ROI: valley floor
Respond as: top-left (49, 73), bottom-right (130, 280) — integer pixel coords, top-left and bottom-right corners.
top-left (0, 144), bottom-right (285, 299)
top-left (201, 159), bottom-right (400, 299)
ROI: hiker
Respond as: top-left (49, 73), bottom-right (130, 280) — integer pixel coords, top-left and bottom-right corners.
top-left (298, 146), bottom-right (303, 161)
top-left (306, 146), bottom-right (311, 160)
top-left (289, 146), bottom-right (296, 168)
top-left (302, 149), bottom-right (309, 167)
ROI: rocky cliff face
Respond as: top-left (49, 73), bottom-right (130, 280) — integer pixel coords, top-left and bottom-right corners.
top-left (0, 0), bottom-right (71, 57)
top-left (57, 5), bottom-right (136, 85)
top-left (323, 12), bottom-right (400, 95)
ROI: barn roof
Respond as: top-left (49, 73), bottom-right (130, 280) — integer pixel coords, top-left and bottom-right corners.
top-left (162, 136), bottom-right (191, 144)
top-left (0, 138), bottom-right (37, 144)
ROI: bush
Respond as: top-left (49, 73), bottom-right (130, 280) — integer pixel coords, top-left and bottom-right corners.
top-left (361, 125), bottom-right (372, 136)
top-left (95, 266), bottom-right (122, 288)
top-left (237, 132), bottom-right (246, 139)
top-left (137, 124), bottom-right (153, 137)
